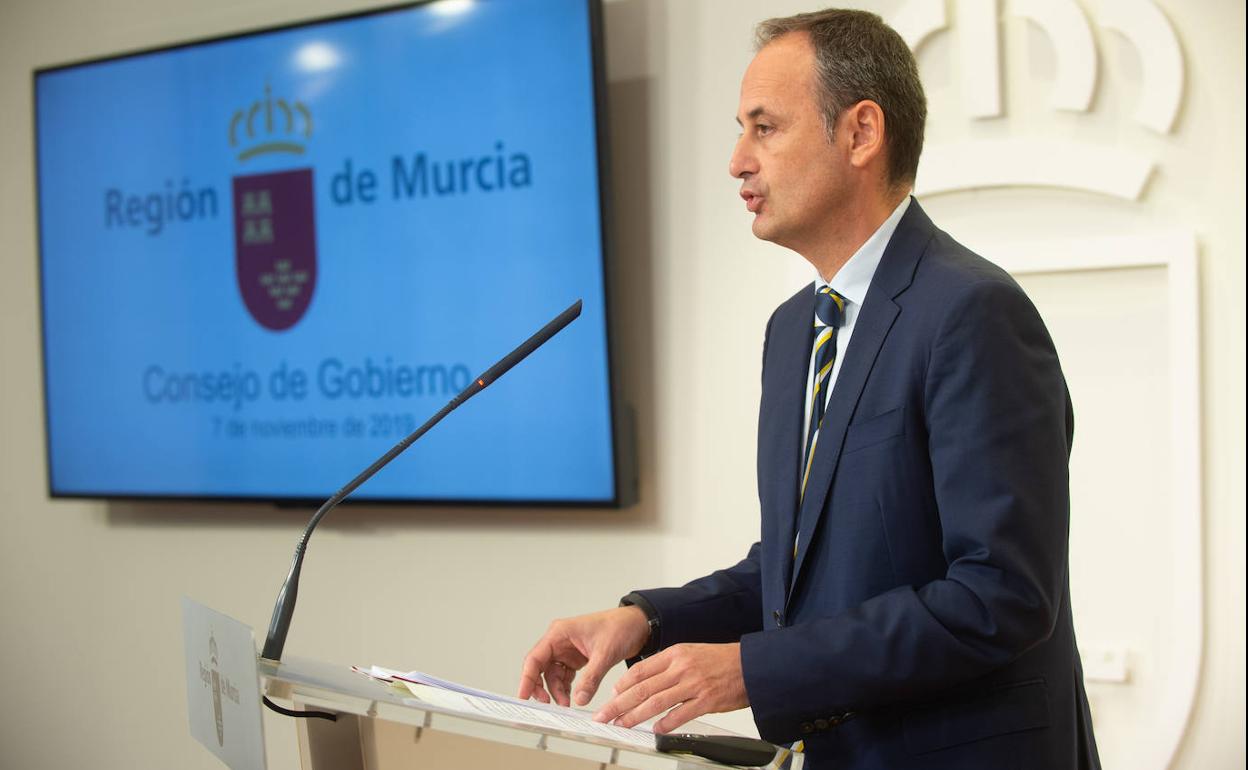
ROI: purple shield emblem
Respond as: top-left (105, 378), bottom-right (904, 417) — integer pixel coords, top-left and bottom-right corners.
top-left (233, 169), bottom-right (317, 331)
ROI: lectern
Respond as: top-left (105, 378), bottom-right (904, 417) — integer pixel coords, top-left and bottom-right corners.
top-left (261, 656), bottom-right (800, 770)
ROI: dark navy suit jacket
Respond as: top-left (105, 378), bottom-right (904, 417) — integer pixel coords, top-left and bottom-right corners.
top-left (636, 201), bottom-right (1101, 769)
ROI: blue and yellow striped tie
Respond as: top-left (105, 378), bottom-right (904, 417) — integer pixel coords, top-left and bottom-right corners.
top-left (800, 286), bottom-right (846, 503)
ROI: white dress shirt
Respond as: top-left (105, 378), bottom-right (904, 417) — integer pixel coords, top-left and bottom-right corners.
top-left (800, 196), bottom-right (911, 458)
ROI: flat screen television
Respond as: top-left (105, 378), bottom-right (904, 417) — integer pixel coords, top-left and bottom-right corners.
top-left (34, 0), bottom-right (622, 505)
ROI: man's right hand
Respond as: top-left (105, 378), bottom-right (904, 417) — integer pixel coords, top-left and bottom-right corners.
top-left (518, 606), bottom-right (652, 707)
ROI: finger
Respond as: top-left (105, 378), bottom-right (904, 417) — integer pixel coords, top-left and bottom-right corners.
top-left (613, 676), bottom-right (688, 729)
top-left (545, 662), bottom-right (572, 707)
top-left (595, 668), bottom-right (681, 726)
top-left (654, 698), bottom-right (704, 734)
top-left (573, 652), bottom-right (617, 707)
top-left (518, 641), bottom-right (554, 700)
top-left (519, 663), bottom-right (551, 703)
top-left (611, 650), bottom-right (670, 697)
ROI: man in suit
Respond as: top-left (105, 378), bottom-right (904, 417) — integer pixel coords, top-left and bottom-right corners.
top-left (518, 9), bottom-right (1101, 769)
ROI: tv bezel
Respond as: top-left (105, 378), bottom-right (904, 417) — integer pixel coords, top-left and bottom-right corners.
top-left (32, 0), bottom-right (628, 509)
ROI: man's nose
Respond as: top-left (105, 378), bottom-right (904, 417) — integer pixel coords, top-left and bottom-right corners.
top-left (729, 135), bottom-right (755, 179)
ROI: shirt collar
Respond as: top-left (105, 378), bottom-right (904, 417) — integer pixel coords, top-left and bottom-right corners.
top-left (815, 195), bottom-right (911, 306)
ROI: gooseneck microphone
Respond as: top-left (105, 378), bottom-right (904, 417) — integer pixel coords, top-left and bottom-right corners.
top-left (260, 299), bottom-right (583, 662)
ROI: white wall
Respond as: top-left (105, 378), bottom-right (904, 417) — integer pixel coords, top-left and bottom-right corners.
top-left (0, 1), bottom-right (1241, 768)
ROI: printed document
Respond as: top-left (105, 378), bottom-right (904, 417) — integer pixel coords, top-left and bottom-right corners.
top-left (352, 665), bottom-right (655, 750)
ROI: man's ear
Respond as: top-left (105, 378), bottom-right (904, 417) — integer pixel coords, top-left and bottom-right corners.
top-left (845, 99), bottom-right (886, 172)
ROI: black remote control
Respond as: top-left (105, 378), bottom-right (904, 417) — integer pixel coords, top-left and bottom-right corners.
top-left (655, 733), bottom-right (778, 767)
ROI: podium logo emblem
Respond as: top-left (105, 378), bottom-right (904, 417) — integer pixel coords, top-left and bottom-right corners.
top-left (229, 85), bottom-right (317, 331)
top-left (209, 634), bottom-right (225, 746)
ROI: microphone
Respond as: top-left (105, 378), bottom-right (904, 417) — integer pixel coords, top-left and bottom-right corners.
top-left (260, 299), bottom-right (583, 662)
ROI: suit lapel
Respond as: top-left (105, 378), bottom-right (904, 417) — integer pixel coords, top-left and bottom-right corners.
top-left (786, 200), bottom-right (935, 604)
top-left (761, 290), bottom-right (815, 592)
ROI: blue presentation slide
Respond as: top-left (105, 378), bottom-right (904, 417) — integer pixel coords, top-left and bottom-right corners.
top-left (36, 0), bottom-right (616, 502)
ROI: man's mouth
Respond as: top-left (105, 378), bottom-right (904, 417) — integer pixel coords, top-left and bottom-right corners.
top-left (741, 191), bottom-right (763, 213)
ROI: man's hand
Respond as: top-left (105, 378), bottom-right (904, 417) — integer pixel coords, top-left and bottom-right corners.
top-left (518, 606), bottom-right (652, 707)
top-left (593, 643), bottom-right (748, 733)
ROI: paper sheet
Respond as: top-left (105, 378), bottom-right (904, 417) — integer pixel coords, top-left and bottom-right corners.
top-left (353, 665), bottom-right (656, 750)
top-left (403, 683), bottom-right (656, 749)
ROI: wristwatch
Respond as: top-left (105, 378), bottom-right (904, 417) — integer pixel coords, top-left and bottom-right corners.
top-left (619, 592), bottom-right (661, 665)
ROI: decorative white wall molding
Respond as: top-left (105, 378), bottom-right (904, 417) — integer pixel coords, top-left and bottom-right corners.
top-left (1009, 0), bottom-right (1098, 112)
top-left (903, 0), bottom-right (1185, 198)
top-left (1098, 0), bottom-right (1185, 134)
top-left (915, 139), bottom-right (1154, 199)
top-left (895, 0), bottom-right (1185, 139)
top-left (891, 0), bottom-right (948, 51)
top-left (957, 0), bottom-right (1004, 119)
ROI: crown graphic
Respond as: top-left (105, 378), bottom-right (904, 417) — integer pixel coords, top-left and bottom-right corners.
top-left (228, 84), bottom-right (313, 162)
top-left (893, 0), bottom-right (1183, 202)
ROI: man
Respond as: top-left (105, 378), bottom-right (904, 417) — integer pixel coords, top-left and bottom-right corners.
top-left (519, 9), bottom-right (1100, 769)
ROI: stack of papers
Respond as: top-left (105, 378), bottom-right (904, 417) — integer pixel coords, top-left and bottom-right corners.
top-left (352, 665), bottom-right (656, 750)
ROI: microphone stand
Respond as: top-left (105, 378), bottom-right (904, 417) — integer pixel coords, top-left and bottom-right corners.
top-left (260, 299), bottom-right (582, 663)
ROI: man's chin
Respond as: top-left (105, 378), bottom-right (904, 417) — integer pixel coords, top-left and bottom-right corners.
top-left (750, 215), bottom-right (781, 244)
top-left (751, 219), bottom-right (803, 254)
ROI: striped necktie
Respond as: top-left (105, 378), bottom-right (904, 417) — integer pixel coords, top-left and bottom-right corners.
top-left (800, 286), bottom-right (846, 502)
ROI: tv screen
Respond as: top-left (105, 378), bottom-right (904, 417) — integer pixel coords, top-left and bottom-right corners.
top-left (34, 0), bottom-right (620, 504)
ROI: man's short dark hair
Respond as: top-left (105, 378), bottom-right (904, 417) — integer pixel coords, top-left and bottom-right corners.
top-left (755, 9), bottom-right (927, 189)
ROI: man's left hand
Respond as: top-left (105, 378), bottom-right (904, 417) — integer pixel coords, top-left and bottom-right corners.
top-left (592, 643), bottom-right (749, 733)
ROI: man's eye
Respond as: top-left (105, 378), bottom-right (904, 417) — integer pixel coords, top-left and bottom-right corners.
top-left (756, 124), bottom-right (773, 136)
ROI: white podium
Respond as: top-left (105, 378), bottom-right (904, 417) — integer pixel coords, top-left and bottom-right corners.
top-left (260, 656), bottom-right (799, 770)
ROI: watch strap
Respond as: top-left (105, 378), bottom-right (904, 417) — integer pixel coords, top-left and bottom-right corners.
top-left (619, 592), bottom-right (661, 665)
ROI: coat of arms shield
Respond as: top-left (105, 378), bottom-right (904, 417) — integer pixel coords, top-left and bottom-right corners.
top-left (232, 168), bottom-right (317, 331)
